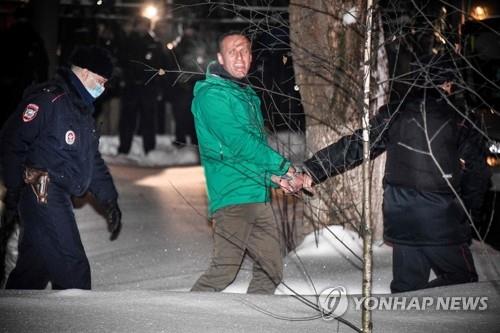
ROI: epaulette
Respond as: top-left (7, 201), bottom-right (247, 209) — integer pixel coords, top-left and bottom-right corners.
top-left (23, 82), bottom-right (64, 102)
top-left (41, 85), bottom-right (61, 94)
top-left (41, 85), bottom-right (66, 103)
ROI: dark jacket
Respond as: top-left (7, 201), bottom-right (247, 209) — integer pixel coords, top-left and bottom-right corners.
top-left (1, 68), bottom-right (117, 207)
top-left (303, 95), bottom-right (489, 245)
top-left (119, 31), bottom-right (165, 87)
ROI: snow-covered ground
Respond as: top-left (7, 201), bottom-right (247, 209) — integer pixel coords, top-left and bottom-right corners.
top-left (99, 135), bottom-right (200, 167)
top-left (1, 147), bottom-right (500, 332)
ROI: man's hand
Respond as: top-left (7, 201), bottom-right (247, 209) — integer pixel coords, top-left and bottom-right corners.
top-left (271, 167), bottom-right (315, 196)
top-left (291, 172), bottom-right (315, 196)
top-left (105, 201), bottom-right (122, 241)
top-left (283, 167), bottom-right (300, 194)
top-left (271, 174), bottom-right (296, 193)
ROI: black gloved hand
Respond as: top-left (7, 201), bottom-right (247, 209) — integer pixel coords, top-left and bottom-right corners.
top-left (105, 200), bottom-right (122, 241)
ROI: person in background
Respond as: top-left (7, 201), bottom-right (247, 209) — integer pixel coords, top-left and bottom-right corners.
top-left (0, 5), bottom-right (49, 130)
top-left (117, 17), bottom-right (166, 156)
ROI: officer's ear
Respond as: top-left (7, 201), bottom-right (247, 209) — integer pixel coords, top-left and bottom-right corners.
top-left (81, 68), bottom-right (90, 80)
top-left (80, 68), bottom-right (94, 87)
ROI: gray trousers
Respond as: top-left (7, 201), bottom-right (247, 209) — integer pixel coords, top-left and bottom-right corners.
top-left (191, 203), bottom-right (283, 294)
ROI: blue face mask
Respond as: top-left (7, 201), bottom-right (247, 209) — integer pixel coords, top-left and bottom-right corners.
top-left (86, 77), bottom-right (105, 99)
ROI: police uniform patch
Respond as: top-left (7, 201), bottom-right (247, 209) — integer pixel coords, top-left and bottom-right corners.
top-left (22, 104), bottom-right (39, 122)
top-left (65, 130), bottom-right (76, 145)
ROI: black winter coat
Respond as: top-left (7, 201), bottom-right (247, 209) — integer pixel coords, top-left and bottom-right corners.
top-left (303, 96), bottom-right (490, 245)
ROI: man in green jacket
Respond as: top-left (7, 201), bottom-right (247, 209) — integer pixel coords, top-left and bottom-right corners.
top-left (190, 32), bottom-right (295, 294)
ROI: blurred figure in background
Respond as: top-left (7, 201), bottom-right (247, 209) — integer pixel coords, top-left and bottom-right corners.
top-left (0, 5), bottom-right (48, 129)
top-left (0, 4), bottom-right (49, 287)
top-left (162, 25), bottom-right (200, 148)
top-left (117, 17), bottom-right (166, 156)
top-left (94, 21), bottom-right (125, 135)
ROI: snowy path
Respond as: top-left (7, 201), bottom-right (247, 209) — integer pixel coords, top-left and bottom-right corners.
top-left (1, 282), bottom-right (499, 333)
top-left (1, 165), bottom-right (499, 332)
top-left (78, 165), bottom-right (211, 291)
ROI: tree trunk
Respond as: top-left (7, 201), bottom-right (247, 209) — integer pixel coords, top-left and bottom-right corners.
top-left (289, 0), bottom-right (387, 241)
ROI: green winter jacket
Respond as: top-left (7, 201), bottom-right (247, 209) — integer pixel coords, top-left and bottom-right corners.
top-left (191, 63), bottom-right (290, 215)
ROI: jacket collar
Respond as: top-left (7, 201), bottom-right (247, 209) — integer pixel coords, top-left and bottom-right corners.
top-left (55, 67), bottom-right (95, 112)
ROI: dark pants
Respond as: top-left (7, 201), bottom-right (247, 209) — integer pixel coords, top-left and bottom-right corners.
top-left (118, 86), bottom-right (157, 154)
top-left (170, 86), bottom-right (197, 146)
top-left (191, 203), bottom-right (283, 294)
top-left (390, 243), bottom-right (478, 293)
top-left (6, 185), bottom-right (91, 290)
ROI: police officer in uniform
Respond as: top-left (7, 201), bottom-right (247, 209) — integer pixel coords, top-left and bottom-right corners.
top-left (117, 17), bottom-right (165, 156)
top-left (0, 45), bottom-right (122, 290)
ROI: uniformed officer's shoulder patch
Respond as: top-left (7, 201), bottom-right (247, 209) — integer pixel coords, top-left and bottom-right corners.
top-left (22, 103), bottom-right (39, 122)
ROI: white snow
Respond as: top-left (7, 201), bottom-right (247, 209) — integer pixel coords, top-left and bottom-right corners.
top-left (1, 164), bottom-right (499, 332)
top-left (343, 7), bottom-right (359, 26)
top-left (99, 135), bottom-right (199, 167)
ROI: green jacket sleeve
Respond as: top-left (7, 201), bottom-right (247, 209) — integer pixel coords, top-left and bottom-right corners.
top-left (197, 87), bottom-right (290, 180)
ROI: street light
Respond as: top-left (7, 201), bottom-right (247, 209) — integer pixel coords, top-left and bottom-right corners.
top-left (471, 6), bottom-right (488, 20)
top-left (142, 4), bottom-right (158, 21)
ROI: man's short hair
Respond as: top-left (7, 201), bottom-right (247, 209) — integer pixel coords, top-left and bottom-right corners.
top-left (217, 31), bottom-right (250, 52)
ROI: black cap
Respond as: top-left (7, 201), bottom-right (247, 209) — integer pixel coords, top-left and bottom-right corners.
top-left (70, 45), bottom-right (114, 79)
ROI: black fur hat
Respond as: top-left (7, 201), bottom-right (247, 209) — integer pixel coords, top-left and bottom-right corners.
top-left (70, 45), bottom-right (114, 79)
